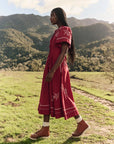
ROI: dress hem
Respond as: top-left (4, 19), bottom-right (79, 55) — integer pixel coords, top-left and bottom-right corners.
top-left (38, 110), bottom-right (79, 120)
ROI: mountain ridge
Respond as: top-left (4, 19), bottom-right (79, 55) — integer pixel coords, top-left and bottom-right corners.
top-left (0, 14), bottom-right (113, 71)
top-left (0, 14), bottom-right (112, 31)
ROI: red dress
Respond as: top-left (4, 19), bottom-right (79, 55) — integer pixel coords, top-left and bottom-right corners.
top-left (38, 26), bottom-right (79, 120)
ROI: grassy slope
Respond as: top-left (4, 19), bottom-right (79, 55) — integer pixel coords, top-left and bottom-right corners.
top-left (70, 72), bottom-right (114, 102)
top-left (0, 72), bottom-right (114, 144)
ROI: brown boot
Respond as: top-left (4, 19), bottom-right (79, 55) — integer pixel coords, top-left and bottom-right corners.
top-left (72, 120), bottom-right (89, 138)
top-left (30, 126), bottom-right (50, 140)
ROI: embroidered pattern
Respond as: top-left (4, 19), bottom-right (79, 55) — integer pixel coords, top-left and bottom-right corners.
top-left (53, 92), bottom-right (59, 101)
top-left (63, 30), bottom-right (71, 37)
top-left (61, 84), bottom-right (68, 98)
top-left (56, 37), bottom-right (70, 41)
top-left (55, 27), bottom-right (71, 38)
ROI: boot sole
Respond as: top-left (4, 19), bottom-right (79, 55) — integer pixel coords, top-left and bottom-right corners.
top-left (30, 136), bottom-right (50, 140)
top-left (71, 126), bottom-right (90, 138)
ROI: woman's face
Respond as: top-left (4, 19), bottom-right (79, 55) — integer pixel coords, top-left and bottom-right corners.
top-left (50, 11), bottom-right (58, 25)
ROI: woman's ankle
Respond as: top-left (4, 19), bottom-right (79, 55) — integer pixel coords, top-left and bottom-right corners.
top-left (74, 115), bottom-right (82, 123)
top-left (42, 122), bottom-right (50, 127)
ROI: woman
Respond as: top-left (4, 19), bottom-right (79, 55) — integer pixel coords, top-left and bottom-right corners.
top-left (30, 7), bottom-right (89, 140)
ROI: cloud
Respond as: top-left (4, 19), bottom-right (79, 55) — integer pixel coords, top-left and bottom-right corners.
top-left (8, 0), bottom-right (99, 16)
top-left (107, 0), bottom-right (114, 15)
top-left (8, 0), bottom-right (39, 9)
top-left (104, 0), bottom-right (114, 22)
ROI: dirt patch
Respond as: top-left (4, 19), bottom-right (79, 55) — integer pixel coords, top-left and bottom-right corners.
top-left (1, 101), bottom-right (20, 107)
top-left (28, 95), bottom-right (38, 97)
top-left (5, 137), bottom-right (16, 142)
top-left (0, 126), bottom-right (4, 128)
top-left (72, 87), bottom-right (114, 111)
top-left (14, 94), bottom-right (24, 101)
top-left (4, 134), bottom-right (16, 142)
top-left (83, 121), bottom-right (114, 144)
top-left (70, 75), bottom-right (84, 80)
top-left (70, 75), bottom-right (100, 84)
top-left (15, 94), bottom-right (24, 98)
top-left (84, 121), bottom-right (114, 136)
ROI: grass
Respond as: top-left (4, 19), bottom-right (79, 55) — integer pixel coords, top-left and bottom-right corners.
top-left (0, 71), bottom-right (114, 144)
top-left (70, 72), bottom-right (114, 102)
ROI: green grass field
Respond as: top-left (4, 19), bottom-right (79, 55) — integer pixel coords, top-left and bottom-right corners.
top-left (70, 72), bottom-right (114, 102)
top-left (0, 71), bottom-right (114, 144)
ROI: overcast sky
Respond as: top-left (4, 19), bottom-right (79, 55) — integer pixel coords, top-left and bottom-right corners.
top-left (0, 0), bottom-right (114, 23)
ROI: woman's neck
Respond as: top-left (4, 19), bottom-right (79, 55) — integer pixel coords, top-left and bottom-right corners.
top-left (57, 22), bottom-right (63, 28)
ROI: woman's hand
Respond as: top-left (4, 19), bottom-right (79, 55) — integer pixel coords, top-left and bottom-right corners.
top-left (45, 43), bottom-right (68, 82)
top-left (45, 71), bottom-right (54, 82)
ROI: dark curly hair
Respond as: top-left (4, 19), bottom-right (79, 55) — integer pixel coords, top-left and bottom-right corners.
top-left (51, 7), bottom-right (75, 64)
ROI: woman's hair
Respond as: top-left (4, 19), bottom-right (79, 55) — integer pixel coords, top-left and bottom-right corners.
top-left (52, 7), bottom-right (75, 64)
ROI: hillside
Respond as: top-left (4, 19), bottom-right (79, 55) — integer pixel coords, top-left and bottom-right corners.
top-left (25, 23), bottom-right (113, 52)
top-left (67, 17), bottom-right (108, 27)
top-left (69, 37), bottom-right (114, 72)
top-left (0, 28), bottom-right (47, 71)
top-left (0, 14), bottom-right (114, 71)
top-left (0, 14), bottom-right (50, 32)
top-left (0, 28), bottom-right (34, 58)
top-left (0, 14), bottom-right (110, 31)
top-left (0, 28), bottom-right (113, 71)
top-left (72, 23), bottom-right (113, 47)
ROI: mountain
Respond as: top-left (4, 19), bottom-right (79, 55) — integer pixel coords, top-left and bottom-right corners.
top-left (0, 14), bottom-right (50, 32)
top-left (0, 14), bottom-right (110, 31)
top-left (0, 14), bottom-right (113, 71)
top-left (0, 27), bottom-right (113, 71)
top-left (72, 23), bottom-right (113, 47)
top-left (0, 28), bottom-right (47, 71)
top-left (67, 17), bottom-right (108, 27)
top-left (0, 28), bottom-right (34, 58)
top-left (69, 37), bottom-right (114, 72)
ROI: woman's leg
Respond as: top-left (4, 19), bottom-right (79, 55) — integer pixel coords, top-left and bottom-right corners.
top-left (30, 115), bottom-right (50, 140)
top-left (72, 115), bottom-right (89, 138)
top-left (42, 115), bottom-right (50, 127)
top-left (44, 115), bottom-right (50, 122)
top-left (74, 115), bottom-right (80, 119)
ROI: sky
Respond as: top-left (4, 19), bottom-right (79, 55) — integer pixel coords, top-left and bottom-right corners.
top-left (0, 0), bottom-right (114, 23)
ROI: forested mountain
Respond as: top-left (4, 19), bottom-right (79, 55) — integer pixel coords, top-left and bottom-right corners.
top-left (67, 17), bottom-right (108, 27)
top-left (0, 14), bottom-right (114, 71)
top-left (73, 23), bottom-right (113, 47)
top-left (0, 14), bottom-right (50, 32)
top-left (0, 14), bottom-right (109, 31)
top-left (69, 37), bottom-right (114, 72)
